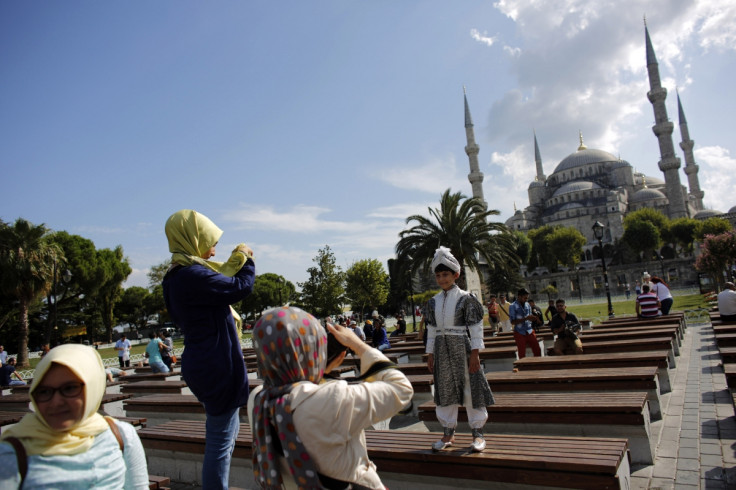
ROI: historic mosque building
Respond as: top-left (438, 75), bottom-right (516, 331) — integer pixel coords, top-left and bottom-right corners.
top-left (462, 24), bottom-right (735, 298)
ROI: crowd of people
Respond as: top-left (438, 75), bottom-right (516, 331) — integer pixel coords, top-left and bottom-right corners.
top-left (0, 208), bottom-right (699, 489)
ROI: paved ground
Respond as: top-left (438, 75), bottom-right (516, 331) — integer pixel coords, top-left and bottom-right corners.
top-left (628, 320), bottom-right (736, 489)
top-left (169, 318), bottom-right (736, 489)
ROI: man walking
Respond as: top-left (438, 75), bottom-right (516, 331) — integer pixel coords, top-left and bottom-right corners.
top-left (115, 334), bottom-right (131, 368)
top-left (509, 289), bottom-right (542, 358)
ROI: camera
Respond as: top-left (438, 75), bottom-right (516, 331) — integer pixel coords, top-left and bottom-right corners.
top-left (561, 321), bottom-right (582, 340)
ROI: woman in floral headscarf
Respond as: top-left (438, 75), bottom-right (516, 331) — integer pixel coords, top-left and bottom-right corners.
top-left (0, 344), bottom-right (148, 489)
top-left (162, 209), bottom-right (255, 489)
top-left (248, 306), bottom-right (413, 490)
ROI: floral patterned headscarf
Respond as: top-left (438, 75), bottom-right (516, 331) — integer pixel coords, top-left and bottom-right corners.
top-left (251, 307), bottom-right (327, 489)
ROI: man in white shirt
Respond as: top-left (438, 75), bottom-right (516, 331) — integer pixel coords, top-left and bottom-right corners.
top-left (0, 345), bottom-right (8, 365)
top-left (115, 334), bottom-right (132, 368)
top-left (348, 320), bottom-right (366, 341)
top-left (718, 282), bottom-right (736, 321)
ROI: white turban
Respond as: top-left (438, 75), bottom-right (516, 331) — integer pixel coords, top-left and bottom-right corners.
top-left (430, 246), bottom-right (461, 274)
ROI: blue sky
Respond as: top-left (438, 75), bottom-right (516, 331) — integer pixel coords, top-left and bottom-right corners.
top-left (2, 1), bottom-right (735, 289)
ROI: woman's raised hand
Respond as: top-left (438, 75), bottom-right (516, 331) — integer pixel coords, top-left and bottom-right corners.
top-left (326, 323), bottom-right (368, 356)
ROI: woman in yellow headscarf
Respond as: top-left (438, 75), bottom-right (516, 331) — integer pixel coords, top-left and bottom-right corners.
top-left (0, 344), bottom-right (149, 489)
top-left (162, 209), bottom-right (255, 490)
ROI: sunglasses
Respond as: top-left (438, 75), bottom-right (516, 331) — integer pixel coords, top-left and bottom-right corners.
top-left (32, 382), bottom-right (85, 403)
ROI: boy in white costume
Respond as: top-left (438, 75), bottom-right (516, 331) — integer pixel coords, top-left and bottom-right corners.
top-left (425, 246), bottom-right (494, 452)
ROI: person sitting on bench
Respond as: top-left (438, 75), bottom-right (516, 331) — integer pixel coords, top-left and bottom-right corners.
top-left (718, 282), bottom-right (736, 321)
top-left (248, 306), bottom-right (413, 489)
top-left (0, 344), bottom-right (148, 488)
top-left (549, 298), bottom-right (583, 355)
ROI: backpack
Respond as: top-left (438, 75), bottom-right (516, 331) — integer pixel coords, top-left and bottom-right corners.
top-left (5, 416), bottom-right (124, 487)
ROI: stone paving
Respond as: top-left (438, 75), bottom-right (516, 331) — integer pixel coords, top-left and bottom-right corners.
top-left (629, 320), bottom-right (736, 489)
top-left (169, 319), bottom-right (736, 490)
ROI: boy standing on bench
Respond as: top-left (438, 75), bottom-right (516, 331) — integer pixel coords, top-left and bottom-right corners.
top-left (425, 246), bottom-right (494, 452)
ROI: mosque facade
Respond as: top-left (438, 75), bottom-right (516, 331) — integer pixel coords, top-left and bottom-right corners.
top-left (462, 24), bottom-right (736, 300)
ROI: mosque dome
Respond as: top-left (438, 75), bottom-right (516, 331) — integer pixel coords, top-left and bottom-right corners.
top-left (552, 180), bottom-right (600, 197)
top-left (693, 209), bottom-right (724, 219)
top-left (635, 174), bottom-right (664, 186)
top-left (553, 148), bottom-right (619, 174)
top-left (630, 187), bottom-right (667, 203)
top-left (729, 205), bottom-right (736, 214)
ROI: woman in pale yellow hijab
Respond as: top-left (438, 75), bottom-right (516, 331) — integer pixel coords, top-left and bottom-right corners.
top-left (0, 344), bottom-right (149, 489)
top-left (163, 209), bottom-right (255, 490)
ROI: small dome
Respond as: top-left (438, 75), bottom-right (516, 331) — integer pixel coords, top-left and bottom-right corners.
top-left (635, 174), bottom-right (664, 186)
top-left (529, 180), bottom-right (545, 188)
top-left (693, 209), bottom-right (724, 219)
top-left (630, 188), bottom-right (667, 203)
top-left (553, 148), bottom-right (619, 174)
top-left (728, 205), bottom-right (736, 214)
top-left (552, 180), bottom-right (601, 197)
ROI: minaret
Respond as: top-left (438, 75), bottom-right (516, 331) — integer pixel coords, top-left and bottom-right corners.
top-left (677, 90), bottom-right (704, 211)
top-left (645, 22), bottom-right (688, 218)
top-left (533, 130), bottom-right (546, 181)
top-left (464, 87), bottom-right (487, 208)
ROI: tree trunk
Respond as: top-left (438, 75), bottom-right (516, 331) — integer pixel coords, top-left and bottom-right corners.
top-left (16, 298), bottom-right (30, 368)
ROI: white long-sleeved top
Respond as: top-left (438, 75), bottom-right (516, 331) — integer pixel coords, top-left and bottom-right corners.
top-left (247, 347), bottom-right (413, 490)
top-left (425, 286), bottom-right (485, 354)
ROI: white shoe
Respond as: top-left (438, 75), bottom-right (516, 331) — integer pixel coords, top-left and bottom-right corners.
top-left (471, 428), bottom-right (486, 452)
top-left (432, 427), bottom-right (455, 451)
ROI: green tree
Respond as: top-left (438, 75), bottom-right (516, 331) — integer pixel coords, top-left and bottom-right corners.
top-left (511, 231), bottom-right (533, 266)
top-left (147, 260), bottom-right (171, 289)
top-left (0, 219), bottom-right (60, 367)
top-left (115, 286), bottom-right (150, 330)
top-left (540, 284), bottom-right (559, 301)
top-left (240, 273), bottom-right (294, 321)
top-left (298, 246), bottom-right (345, 318)
top-left (485, 231), bottom-right (531, 296)
top-left (345, 259), bottom-right (389, 320)
top-left (668, 217), bottom-right (700, 256)
top-left (95, 246), bottom-right (132, 343)
top-left (696, 217), bottom-right (732, 240)
top-left (622, 219), bottom-right (661, 263)
top-left (395, 189), bottom-right (516, 290)
top-left (623, 208), bottom-right (669, 237)
top-left (547, 227), bottom-right (587, 270)
top-left (528, 225), bottom-right (559, 272)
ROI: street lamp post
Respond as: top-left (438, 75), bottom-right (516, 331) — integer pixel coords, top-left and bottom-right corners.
top-left (592, 221), bottom-right (614, 317)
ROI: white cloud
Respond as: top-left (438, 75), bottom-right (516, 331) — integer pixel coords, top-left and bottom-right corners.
top-left (376, 154), bottom-right (468, 194)
top-left (470, 28), bottom-right (497, 47)
top-left (222, 204), bottom-right (354, 234)
top-left (695, 145), bottom-right (736, 211)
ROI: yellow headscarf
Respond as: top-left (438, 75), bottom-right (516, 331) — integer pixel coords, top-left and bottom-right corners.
top-left (165, 209), bottom-right (250, 328)
top-left (1, 345), bottom-right (109, 456)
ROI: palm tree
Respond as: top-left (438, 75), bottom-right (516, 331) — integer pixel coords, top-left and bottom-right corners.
top-left (0, 219), bottom-right (61, 367)
top-left (396, 189), bottom-right (517, 290)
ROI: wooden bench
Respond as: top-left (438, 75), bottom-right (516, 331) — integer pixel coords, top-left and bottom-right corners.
top-left (719, 347), bottom-right (736, 364)
top-left (485, 366), bottom-right (662, 419)
top-left (715, 333), bottom-right (736, 348)
top-left (121, 380), bottom-right (189, 396)
top-left (417, 392), bottom-right (654, 464)
top-left (139, 420), bottom-right (631, 489)
top-left (714, 324), bottom-right (736, 334)
top-left (590, 321), bottom-right (683, 342)
top-left (148, 475), bottom-right (171, 490)
top-left (122, 372), bottom-right (181, 383)
top-left (548, 336), bottom-right (677, 367)
top-left (725, 364), bottom-right (736, 389)
top-left (513, 350), bottom-right (672, 393)
top-left (0, 392), bottom-right (132, 412)
top-left (422, 345), bottom-right (519, 372)
top-left (124, 394), bottom-right (247, 427)
top-left (581, 327), bottom-right (681, 354)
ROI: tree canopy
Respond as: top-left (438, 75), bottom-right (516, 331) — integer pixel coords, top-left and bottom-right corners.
top-left (298, 246), bottom-right (345, 319)
top-left (345, 259), bottom-right (389, 320)
top-left (396, 189), bottom-right (516, 290)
